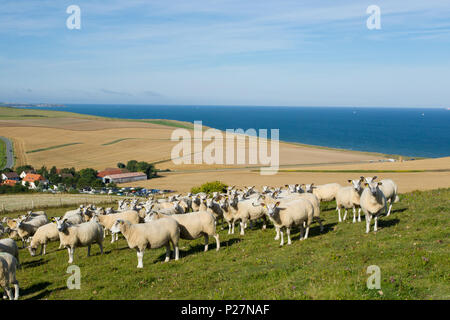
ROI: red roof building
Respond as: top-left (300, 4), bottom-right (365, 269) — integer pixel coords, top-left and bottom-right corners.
top-left (97, 168), bottom-right (129, 178)
top-left (1, 179), bottom-right (18, 187)
top-left (22, 173), bottom-right (46, 183)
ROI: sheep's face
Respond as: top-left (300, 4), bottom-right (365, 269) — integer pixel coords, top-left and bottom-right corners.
top-left (304, 184), bottom-right (315, 193)
top-left (263, 202), bottom-right (280, 217)
top-left (365, 181), bottom-right (382, 196)
top-left (206, 198), bottom-right (215, 209)
top-left (55, 218), bottom-right (69, 232)
top-left (110, 220), bottom-right (124, 233)
top-left (219, 199), bottom-right (228, 210)
top-left (349, 179), bottom-right (363, 192)
top-left (364, 176), bottom-right (377, 184)
top-left (28, 245), bottom-right (37, 256)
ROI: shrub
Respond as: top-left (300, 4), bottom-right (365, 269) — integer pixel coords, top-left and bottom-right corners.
top-left (191, 181), bottom-right (228, 195)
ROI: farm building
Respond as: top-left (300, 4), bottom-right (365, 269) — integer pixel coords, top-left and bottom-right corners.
top-left (22, 173), bottom-right (48, 189)
top-left (1, 172), bottom-right (19, 181)
top-left (1, 179), bottom-right (18, 186)
top-left (97, 168), bottom-right (129, 179)
top-left (102, 172), bottom-right (147, 184)
top-left (19, 170), bottom-right (36, 179)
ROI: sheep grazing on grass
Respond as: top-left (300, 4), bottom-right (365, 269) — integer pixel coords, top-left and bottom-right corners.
top-left (28, 222), bottom-right (60, 256)
top-left (262, 198), bottom-right (314, 246)
top-left (16, 214), bottom-right (49, 248)
top-left (148, 211), bottom-right (220, 252)
top-left (360, 181), bottom-right (388, 233)
top-left (302, 183), bottom-right (341, 202)
top-left (225, 195), bottom-right (268, 236)
top-left (0, 239), bottom-right (19, 267)
top-left (110, 218), bottom-right (180, 268)
top-left (93, 210), bottom-right (141, 243)
top-left (55, 217), bottom-right (104, 264)
top-left (364, 176), bottom-right (399, 216)
top-left (335, 178), bottom-right (365, 223)
top-left (0, 252), bottom-right (19, 300)
top-left (218, 198), bottom-right (238, 234)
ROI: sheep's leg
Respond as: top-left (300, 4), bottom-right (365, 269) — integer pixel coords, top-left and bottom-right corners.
top-left (274, 227), bottom-right (280, 240)
top-left (87, 245), bottom-right (91, 257)
top-left (338, 208), bottom-right (342, 222)
top-left (343, 209), bottom-right (348, 221)
top-left (366, 215), bottom-right (372, 234)
top-left (279, 230), bottom-right (284, 246)
top-left (115, 233), bottom-right (119, 241)
top-left (111, 233), bottom-right (115, 243)
top-left (227, 222), bottom-right (231, 234)
top-left (214, 233), bottom-right (220, 251)
top-left (173, 244), bottom-right (179, 260)
top-left (352, 207), bottom-right (356, 223)
top-left (262, 216), bottom-right (267, 230)
top-left (231, 221), bottom-right (235, 234)
top-left (358, 208), bottom-right (361, 222)
top-left (98, 242), bottom-right (103, 255)
top-left (137, 249), bottom-right (144, 268)
top-left (68, 247), bottom-right (74, 264)
top-left (239, 221), bottom-right (245, 236)
top-left (374, 216), bottom-right (378, 232)
top-left (204, 234), bottom-right (209, 252)
top-left (286, 228), bottom-right (292, 245)
top-left (41, 244), bottom-right (46, 255)
top-left (387, 204), bottom-right (392, 216)
top-left (303, 225), bottom-right (310, 240)
top-left (4, 288), bottom-right (13, 300)
top-left (13, 283), bottom-right (19, 300)
top-left (299, 225), bottom-right (305, 240)
top-left (164, 244), bottom-right (171, 262)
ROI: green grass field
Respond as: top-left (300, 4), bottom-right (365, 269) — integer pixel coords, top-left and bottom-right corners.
top-left (2, 188), bottom-right (449, 300)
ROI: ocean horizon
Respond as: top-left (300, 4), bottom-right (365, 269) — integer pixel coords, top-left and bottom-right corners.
top-left (26, 104), bottom-right (450, 159)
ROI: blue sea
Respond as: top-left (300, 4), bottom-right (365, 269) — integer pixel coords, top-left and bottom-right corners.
top-left (27, 105), bottom-right (450, 158)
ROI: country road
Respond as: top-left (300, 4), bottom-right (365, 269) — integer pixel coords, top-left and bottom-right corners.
top-left (0, 136), bottom-right (14, 169)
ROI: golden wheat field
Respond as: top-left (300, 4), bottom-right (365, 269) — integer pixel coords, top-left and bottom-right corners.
top-left (1, 107), bottom-right (449, 194)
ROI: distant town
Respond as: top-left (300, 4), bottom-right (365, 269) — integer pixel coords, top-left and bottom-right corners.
top-left (0, 102), bottom-right (65, 108)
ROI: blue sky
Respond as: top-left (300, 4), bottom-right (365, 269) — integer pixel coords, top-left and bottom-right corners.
top-left (1, 0), bottom-right (449, 107)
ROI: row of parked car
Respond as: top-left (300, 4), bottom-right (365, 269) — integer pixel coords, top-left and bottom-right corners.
top-left (41, 186), bottom-right (175, 197)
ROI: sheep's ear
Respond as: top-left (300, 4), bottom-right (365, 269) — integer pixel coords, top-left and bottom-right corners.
top-left (364, 183), bottom-right (369, 187)
top-left (373, 176), bottom-right (378, 180)
top-left (275, 201), bottom-right (280, 207)
top-left (377, 182), bottom-right (382, 186)
top-left (348, 179), bottom-right (352, 183)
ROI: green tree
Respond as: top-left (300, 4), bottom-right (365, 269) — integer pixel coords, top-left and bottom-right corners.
top-left (117, 162), bottom-right (125, 169)
top-left (126, 160), bottom-right (138, 172)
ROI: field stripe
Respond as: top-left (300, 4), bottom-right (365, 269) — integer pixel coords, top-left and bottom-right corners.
top-left (26, 142), bottom-right (83, 154)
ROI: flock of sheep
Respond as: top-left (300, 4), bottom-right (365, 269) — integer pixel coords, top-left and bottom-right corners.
top-left (0, 175), bottom-right (399, 300)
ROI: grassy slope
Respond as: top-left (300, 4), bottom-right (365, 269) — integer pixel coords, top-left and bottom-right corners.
top-left (0, 138), bottom-right (6, 169)
top-left (3, 188), bottom-right (448, 300)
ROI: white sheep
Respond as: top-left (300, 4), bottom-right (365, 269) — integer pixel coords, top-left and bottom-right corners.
top-left (93, 210), bottom-right (141, 243)
top-left (110, 218), bottom-right (180, 268)
top-left (28, 222), bottom-right (61, 256)
top-left (0, 252), bottom-right (19, 300)
top-left (16, 214), bottom-right (49, 248)
top-left (262, 198), bottom-right (314, 246)
top-left (225, 195), bottom-right (267, 235)
top-left (218, 198), bottom-right (238, 234)
top-left (335, 178), bottom-right (365, 223)
top-left (360, 181), bottom-right (388, 233)
top-left (364, 176), bottom-right (399, 216)
top-left (0, 239), bottom-right (19, 267)
top-left (302, 183), bottom-right (341, 202)
top-left (147, 210), bottom-right (220, 252)
top-left (55, 218), bottom-right (104, 264)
